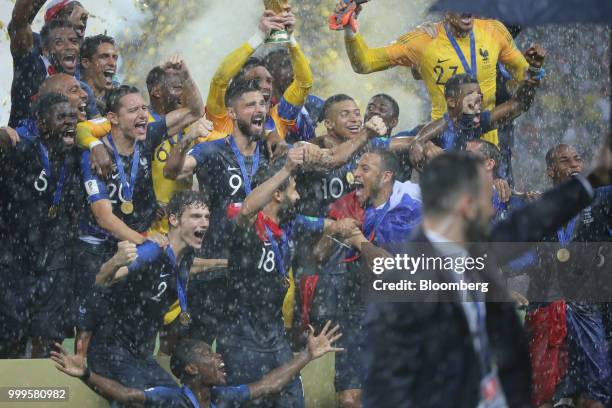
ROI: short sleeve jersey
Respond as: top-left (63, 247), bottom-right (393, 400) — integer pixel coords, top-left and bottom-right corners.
top-left (144, 384), bottom-right (250, 408)
top-left (91, 242), bottom-right (194, 358)
top-left (79, 120), bottom-right (168, 242)
top-left (188, 137), bottom-right (269, 258)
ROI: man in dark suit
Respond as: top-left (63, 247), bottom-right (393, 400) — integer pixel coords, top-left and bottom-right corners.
top-left (343, 142), bottom-right (611, 407)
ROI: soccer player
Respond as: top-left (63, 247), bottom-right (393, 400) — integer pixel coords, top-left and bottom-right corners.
top-left (525, 144), bottom-right (611, 408)
top-left (335, 1), bottom-right (540, 145)
top-left (37, 73), bottom-right (89, 122)
top-left (0, 93), bottom-right (81, 358)
top-left (52, 322), bottom-right (343, 408)
top-left (8, 0), bottom-right (97, 128)
top-left (311, 149), bottom-right (422, 408)
top-left (206, 9), bottom-right (313, 142)
top-left (79, 34), bottom-right (120, 112)
top-left (164, 80), bottom-right (275, 343)
top-left (79, 191), bottom-right (209, 401)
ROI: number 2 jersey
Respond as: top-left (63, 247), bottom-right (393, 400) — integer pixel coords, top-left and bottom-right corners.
top-left (79, 120), bottom-right (169, 243)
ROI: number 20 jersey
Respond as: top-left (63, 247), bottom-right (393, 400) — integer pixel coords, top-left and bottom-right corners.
top-left (188, 136), bottom-right (269, 259)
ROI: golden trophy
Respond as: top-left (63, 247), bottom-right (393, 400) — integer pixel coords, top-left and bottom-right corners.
top-left (263, 0), bottom-right (291, 43)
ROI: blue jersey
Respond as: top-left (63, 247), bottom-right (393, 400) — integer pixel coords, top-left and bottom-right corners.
top-left (439, 111), bottom-right (494, 151)
top-left (188, 137), bottom-right (269, 259)
top-left (89, 241), bottom-right (194, 358)
top-left (144, 384), bottom-right (250, 408)
top-left (79, 120), bottom-right (168, 242)
top-left (0, 120), bottom-right (82, 256)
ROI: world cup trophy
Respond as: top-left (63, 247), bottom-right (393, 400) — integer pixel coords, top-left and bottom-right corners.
top-left (263, 0), bottom-right (291, 43)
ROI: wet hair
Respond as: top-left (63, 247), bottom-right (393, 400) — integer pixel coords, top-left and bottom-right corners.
top-left (545, 144), bottom-right (573, 169)
top-left (170, 338), bottom-right (207, 379)
top-left (79, 34), bottom-right (115, 68)
top-left (234, 57), bottom-right (268, 83)
top-left (105, 85), bottom-right (140, 114)
top-left (263, 48), bottom-right (290, 72)
top-left (321, 94), bottom-right (355, 121)
top-left (444, 74), bottom-right (479, 99)
top-left (252, 155), bottom-right (291, 192)
top-left (420, 152), bottom-right (484, 216)
top-left (145, 66), bottom-right (168, 95)
top-left (56, 1), bottom-right (85, 19)
top-left (468, 139), bottom-right (500, 173)
top-left (370, 93), bottom-right (400, 118)
top-left (40, 19), bottom-right (76, 48)
top-left (167, 190), bottom-right (209, 224)
top-left (365, 148), bottom-right (401, 181)
top-left (33, 92), bottom-right (69, 121)
top-left (225, 79), bottom-right (261, 107)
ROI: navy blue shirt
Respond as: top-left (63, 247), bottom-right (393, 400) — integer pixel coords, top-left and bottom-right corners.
top-left (188, 137), bottom-right (269, 259)
top-left (439, 111), bottom-right (494, 151)
top-left (79, 120), bottom-right (168, 243)
top-left (0, 119), bottom-right (82, 258)
top-left (144, 384), bottom-right (250, 408)
top-left (89, 242), bottom-right (194, 358)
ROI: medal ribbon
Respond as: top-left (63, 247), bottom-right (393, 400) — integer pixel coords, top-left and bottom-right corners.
top-left (166, 246), bottom-right (189, 318)
top-left (107, 133), bottom-right (140, 203)
top-left (182, 385), bottom-right (200, 408)
top-left (445, 25), bottom-right (477, 79)
top-left (264, 225), bottom-right (288, 279)
top-left (557, 216), bottom-right (578, 247)
top-left (229, 136), bottom-right (260, 194)
top-left (37, 142), bottom-right (67, 208)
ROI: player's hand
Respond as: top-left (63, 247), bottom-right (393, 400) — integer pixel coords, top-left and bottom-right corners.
top-left (185, 116), bottom-right (213, 143)
top-left (51, 343), bottom-right (86, 378)
top-left (148, 233), bottom-right (169, 248)
top-left (408, 141), bottom-right (426, 169)
top-left (524, 44), bottom-right (546, 68)
top-left (346, 226), bottom-right (368, 249)
top-left (161, 54), bottom-right (189, 78)
top-left (281, 8), bottom-right (296, 35)
top-left (307, 320), bottom-right (344, 360)
top-left (266, 130), bottom-right (289, 160)
top-left (334, 1), bottom-right (364, 19)
top-left (524, 190), bottom-right (542, 201)
top-left (0, 126), bottom-right (20, 149)
top-left (89, 144), bottom-right (113, 179)
top-left (297, 142), bottom-right (325, 170)
top-left (416, 21), bottom-right (438, 39)
top-left (284, 147), bottom-right (305, 174)
top-left (330, 218), bottom-right (361, 238)
top-left (114, 241), bottom-right (138, 267)
top-left (423, 141), bottom-right (444, 161)
top-left (259, 10), bottom-right (287, 38)
top-left (461, 92), bottom-right (482, 116)
top-left (510, 291), bottom-right (529, 308)
top-left (364, 115), bottom-right (387, 138)
top-left (587, 133), bottom-right (612, 188)
top-left (493, 178), bottom-right (511, 203)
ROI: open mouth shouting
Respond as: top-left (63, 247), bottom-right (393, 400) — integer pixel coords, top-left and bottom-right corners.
top-left (75, 24), bottom-right (86, 39)
top-left (62, 53), bottom-right (77, 72)
top-left (347, 124), bottom-right (361, 136)
top-left (133, 119), bottom-right (148, 139)
top-left (251, 114), bottom-right (265, 132)
top-left (63, 128), bottom-right (76, 147)
top-left (193, 228), bottom-right (207, 246)
top-left (103, 69), bottom-right (116, 88)
top-left (460, 13), bottom-right (473, 26)
top-left (354, 179), bottom-right (366, 203)
top-left (78, 102), bottom-right (87, 118)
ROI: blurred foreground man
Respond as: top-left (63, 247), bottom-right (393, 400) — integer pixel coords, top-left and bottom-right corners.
top-left (361, 139), bottom-right (612, 407)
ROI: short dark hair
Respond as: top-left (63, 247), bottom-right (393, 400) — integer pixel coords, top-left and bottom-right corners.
top-left (545, 144), bottom-right (576, 169)
top-left (146, 66), bottom-right (167, 95)
top-left (263, 49), bottom-right (290, 72)
top-left (321, 94), bottom-right (355, 121)
top-left (40, 19), bottom-right (76, 48)
top-left (366, 148), bottom-right (401, 181)
top-left (105, 85), bottom-right (140, 114)
top-left (252, 155), bottom-right (291, 192)
top-left (370, 93), bottom-right (400, 118)
top-left (234, 57), bottom-right (267, 83)
top-left (469, 139), bottom-right (500, 173)
top-left (80, 34), bottom-right (115, 67)
top-left (420, 152), bottom-right (484, 216)
top-left (225, 79), bottom-right (261, 107)
top-left (444, 74), bottom-right (479, 99)
top-left (167, 190), bottom-right (209, 224)
top-left (33, 92), bottom-right (69, 120)
top-left (170, 338), bottom-right (207, 379)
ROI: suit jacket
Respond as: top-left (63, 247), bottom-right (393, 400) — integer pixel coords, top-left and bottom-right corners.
top-left (362, 177), bottom-right (595, 408)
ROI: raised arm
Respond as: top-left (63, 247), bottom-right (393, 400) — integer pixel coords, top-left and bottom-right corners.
top-left (163, 117), bottom-right (213, 180)
top-left (90, 200), bottom-right (147, 244)
top-left (8, 0), bottom-right (45, 57)
top-left (190, 258), bottom-right (229, 275)
top-left (235, 147), bottom-right (304, 228)
top-left (51, 343), bottom-right (146, 407)
top-left (161, 55), bottom-right (205, 136)
top-left (248, 321), bottom-right (343, 399)
top-left (94, 241), bottom-right (137, 286)
top-left (0, 126), bottom-right (20, 152)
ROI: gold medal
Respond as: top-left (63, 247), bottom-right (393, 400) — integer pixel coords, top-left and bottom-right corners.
top-left (346, 172), bottom-right (355, 185)
top-left (179, 311), bottom-right (191, 326)
top-left (121, 201), bottom-right (134, 215)
top-left (557, 248), bottom-right (570, 263)
top-left (48, 206), bottom-right (58, 219)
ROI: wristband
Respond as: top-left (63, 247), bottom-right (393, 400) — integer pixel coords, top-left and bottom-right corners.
top-left (371, 137), bottom-right (391, 150)
top-left (81, 366), bottom-right (91, 382)
top-left (89, 140), bottom-right (103, 150)
top-left (528, 66), bottom-right (546, 81)
top-left (289, 35), bottom-right (298, 47)
top-left (248, 31), bottom-right (266, 50)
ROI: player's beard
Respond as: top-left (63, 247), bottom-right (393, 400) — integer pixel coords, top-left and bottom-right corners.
top-left (465, 209), bottom-right (490, 243)
top-left (237, 117), bottom-right (263, 142)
